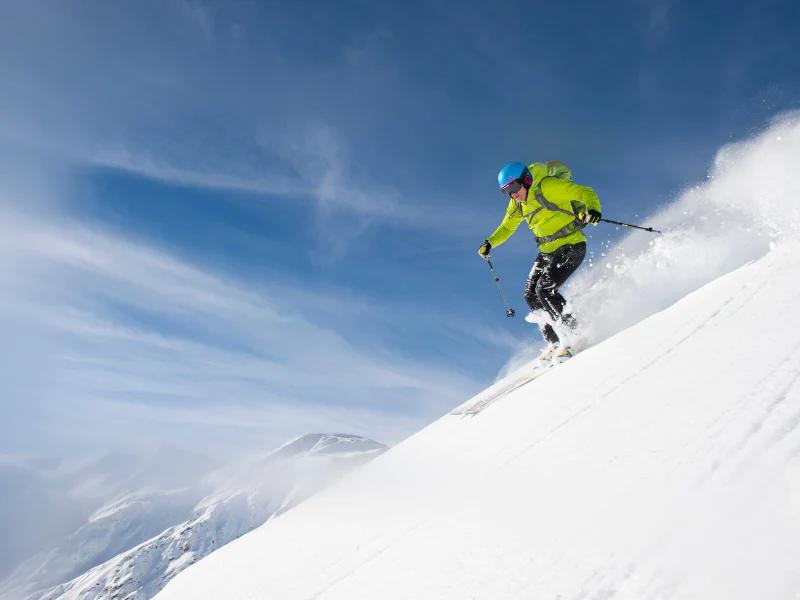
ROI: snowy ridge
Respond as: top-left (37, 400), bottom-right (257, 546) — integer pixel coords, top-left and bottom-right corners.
top-left (0, 446), bottom-right (214, 600)
top-left (3, 434), bottom-right (385, 600)
top-left (153, 117), bottom-right (800, 599)
top-left (268, 432), bottom-right (388, 459)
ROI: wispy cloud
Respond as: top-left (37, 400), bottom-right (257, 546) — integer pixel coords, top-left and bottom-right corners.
top-left (88, 146), bottom-right (299, 198)
top-left (0, 2), bottom-right (486, 245)
top-left (88, 129), bottom-right (428, 226)
top-left (0, 204), bottom-right (480, 457)
top-left (641, 0), bottom-right (675, 50)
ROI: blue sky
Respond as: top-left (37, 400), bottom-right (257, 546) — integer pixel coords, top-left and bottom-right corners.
top-left (1, 0), bottom-right (799, 458)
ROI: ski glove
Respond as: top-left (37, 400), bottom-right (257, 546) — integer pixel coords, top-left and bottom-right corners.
top-left (478, 240), bottom-right (492, 260)
top-left (578, 209), bottom-right (601, 225)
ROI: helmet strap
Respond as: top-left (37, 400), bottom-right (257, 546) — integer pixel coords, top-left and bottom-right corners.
top-left (521, 171), bottom-right (533, 187)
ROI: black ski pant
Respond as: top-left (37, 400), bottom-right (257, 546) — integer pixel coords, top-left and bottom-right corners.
top-left (523, 242), bottom-right (586, 345)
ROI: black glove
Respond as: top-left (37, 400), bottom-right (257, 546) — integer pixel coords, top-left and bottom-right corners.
top-left (578, 209), bottom-right (601, 225)
top-left (478, 240), bottom-right (492, 260)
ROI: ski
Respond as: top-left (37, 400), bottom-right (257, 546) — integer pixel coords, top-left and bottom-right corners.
top-left (450, 354), bottom-right (573, 417)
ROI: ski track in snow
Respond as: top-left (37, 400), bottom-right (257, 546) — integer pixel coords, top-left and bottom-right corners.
top-left (305, 513), bottom-right (437, 600)
top-left (597, 282), bottom-right (754, 400)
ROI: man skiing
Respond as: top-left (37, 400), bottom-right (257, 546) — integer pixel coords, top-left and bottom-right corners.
top-left (478, 161), bottom-right (601, 360)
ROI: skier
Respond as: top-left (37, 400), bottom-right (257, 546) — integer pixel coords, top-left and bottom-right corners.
top-left (478, 161), bottom-right (601, 360)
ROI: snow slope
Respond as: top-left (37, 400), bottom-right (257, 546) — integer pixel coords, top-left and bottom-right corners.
top-left (155, 117), bottom-right (800, 599)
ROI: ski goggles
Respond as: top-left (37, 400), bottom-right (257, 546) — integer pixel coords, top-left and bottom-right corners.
top-left (500, 179), bottom-right (524, 196)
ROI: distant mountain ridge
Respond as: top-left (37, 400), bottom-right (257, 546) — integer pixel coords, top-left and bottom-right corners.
top-left (0, 444), bottom-right (216, 587)
top-left (0, 434), bottom-right (386, 600)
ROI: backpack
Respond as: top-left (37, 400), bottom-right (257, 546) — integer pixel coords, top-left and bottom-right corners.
top-left (537, 160), bottom-right (572, 183)
top-left (522, 161), bottom-right (587, 245)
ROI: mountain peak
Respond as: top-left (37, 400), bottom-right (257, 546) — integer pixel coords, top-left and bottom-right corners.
top-left (269, 433), bottom-right (387, 459)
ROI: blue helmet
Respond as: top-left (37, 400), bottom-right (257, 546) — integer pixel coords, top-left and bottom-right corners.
top-left (497, 161), bottom-right (529, 190)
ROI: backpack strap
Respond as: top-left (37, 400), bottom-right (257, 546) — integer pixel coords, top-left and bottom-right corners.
top-left (516, 179), bottom-right (572, 223)
top-left (516, 201), bottom-right (544, 225)
top-left (532, 176), bottom-right (578, 218)
top-left (535, 220), bottom-right (584, 245)
top-left (530, 176), bottom-right (587, 245)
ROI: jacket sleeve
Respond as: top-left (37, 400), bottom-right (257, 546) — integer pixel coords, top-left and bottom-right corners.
top-left (541, 178), bottom-right (601, 216)
top-left (486, 199), bottom-right (525, 248)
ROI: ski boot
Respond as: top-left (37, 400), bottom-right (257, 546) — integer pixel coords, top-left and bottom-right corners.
top-left (536, 344), bottom-right (573, 367)
top-left (553, 345), bottom-right (574, 362)
top-left (536, 345), bottom-right (557, 363)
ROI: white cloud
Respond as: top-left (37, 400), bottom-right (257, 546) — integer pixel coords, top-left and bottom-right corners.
top-left (88, 146), bottom-right (300, 198)
top-left (0, 3), bottom-right (482, 241)
top-left (0, 204), bottom-right (480, 458)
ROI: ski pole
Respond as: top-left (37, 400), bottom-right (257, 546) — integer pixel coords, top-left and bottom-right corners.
top-left (600, 218), bottom-right (662, 234)
top-left (485, 259), bottom-right (516, 318)
top-left (525, 207), bottom-right (663, 235)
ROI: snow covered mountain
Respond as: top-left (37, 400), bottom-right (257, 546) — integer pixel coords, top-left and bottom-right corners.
top-left (1, 434), bottom-right (385, 600)
top-left (154, 117), bottom-right (800, 599)
top-left (0, 445), bottom-right (216, 598)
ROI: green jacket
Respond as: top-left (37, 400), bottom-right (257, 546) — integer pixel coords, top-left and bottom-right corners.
top-left (487, 162), bottom-right (602, 254)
